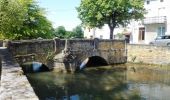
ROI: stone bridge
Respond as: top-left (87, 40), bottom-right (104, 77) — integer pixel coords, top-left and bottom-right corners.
top-left (7, 38), bottom-right (127, 72)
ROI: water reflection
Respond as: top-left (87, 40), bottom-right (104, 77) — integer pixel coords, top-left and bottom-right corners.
top-left (127, 68), bottom-right (170, 100)
top-left (26, 65), bottom-right (170, 100)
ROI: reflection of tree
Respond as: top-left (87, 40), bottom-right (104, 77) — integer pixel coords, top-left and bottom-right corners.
top-left (65, 68), bottom-right (140, 100)
top-left (27, 67), bottom-right (142, 100)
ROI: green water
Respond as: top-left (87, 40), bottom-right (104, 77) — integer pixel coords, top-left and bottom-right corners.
top-left (26, 66), bottom-right (170, 100)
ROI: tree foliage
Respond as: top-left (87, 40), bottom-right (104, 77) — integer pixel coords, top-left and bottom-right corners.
top-left (0, 0), bottom-right (27, 39)
top-left (54, 26), bottom-right (66, 38)
top-left (19, 1), bottom-right (54, 39)
top-left (54, 25), bottom-right (84, 39)
top-left (0, 0), bottom-right (54, 40)
top-left (72, 25), bottom-right (84, 38)
top-left (77, 0), bottom-right (145, 39)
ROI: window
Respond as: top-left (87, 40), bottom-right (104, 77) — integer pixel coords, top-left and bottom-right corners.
top-left (146, 0), bottom-right (150, 4)
top-left (160, 0), bottom-right (164, 2)
top-left (157, 26), bottom-right (165, 36)
top-left (139, 28), bottom-right (145, 40)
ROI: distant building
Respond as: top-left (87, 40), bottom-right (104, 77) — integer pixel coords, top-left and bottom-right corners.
top-left (84, 25), bottom-right (110, 39)
top-left (84, 25), bottom-right (130, 39)
top-left (84, 0), bottom-right (170, 44)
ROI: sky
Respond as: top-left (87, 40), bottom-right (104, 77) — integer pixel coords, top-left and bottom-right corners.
top-left (37, 0), bottom-right (81, 31)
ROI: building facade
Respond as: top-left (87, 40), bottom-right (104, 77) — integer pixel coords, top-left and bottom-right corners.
top-left (136, 0), bottom-right (169, 44)
top-left (84, 25), bottom-right (130, 40)
top-left (84, 0), bottom-right (170, 44)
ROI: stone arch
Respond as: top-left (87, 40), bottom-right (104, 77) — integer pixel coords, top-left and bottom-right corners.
top-left (79, 56), bottom-right (108, 70)
top-left (21, 62), bottom-right (50, 73)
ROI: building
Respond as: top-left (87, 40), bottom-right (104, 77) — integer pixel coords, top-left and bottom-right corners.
top-left (84, 0), bottom-right (170, 44)
top-left (84, 25), bottom-right (112, 39)
top-left (135, 0), bottom-right (169, 44)
top-left (84, 25), bottom-right (130, 40)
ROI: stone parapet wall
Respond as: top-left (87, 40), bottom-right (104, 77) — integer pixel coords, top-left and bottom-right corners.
top-left (8, 39), bottom-right (55, 64)
top-left (8, 39), bottom-right (55, 56)
top-left (127, 44), bottom-right (170, 65)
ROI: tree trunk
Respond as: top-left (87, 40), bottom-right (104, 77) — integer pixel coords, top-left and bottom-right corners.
top-left (109, 27), bottom-right (114, 39)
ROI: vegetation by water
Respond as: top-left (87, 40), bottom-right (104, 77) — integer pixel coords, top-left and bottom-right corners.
top-left (26, 64), bottom-right (170, 100)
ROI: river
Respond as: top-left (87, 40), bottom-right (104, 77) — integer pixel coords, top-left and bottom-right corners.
top-left (26, 65), bottom-right (170, 100)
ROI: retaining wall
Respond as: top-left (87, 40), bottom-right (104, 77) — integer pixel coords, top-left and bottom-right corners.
top-left (0, 48), bottom-right (38, 100)
top-left (127, 44), bottom-right (170, 65)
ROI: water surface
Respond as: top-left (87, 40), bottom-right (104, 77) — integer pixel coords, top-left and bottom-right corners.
top-left (26, 65), bottom-right (170, 100)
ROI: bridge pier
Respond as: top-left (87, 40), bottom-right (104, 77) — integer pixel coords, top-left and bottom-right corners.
top-left (53, 49), bottom-right (78, 72)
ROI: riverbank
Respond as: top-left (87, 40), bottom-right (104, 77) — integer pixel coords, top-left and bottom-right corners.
top-left (0, 47), bottom-right (38, 100)
top-left (126, 62), bottom-right (170, 72)
top-left (81, 62), bottom-right (170, 72)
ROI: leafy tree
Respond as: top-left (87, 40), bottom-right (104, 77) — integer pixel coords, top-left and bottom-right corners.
top-left (54, 25), bottom-right (84, 39)
top-left (54, 26), bottom-right (66, 38)
top-left (20, 1), bottom-right (54, 39)
top-left (72, 25), bottom-right (84, 38)
top-left (65, 31), bottom-right (74, 39)
top-left (0, 0), bottom-right (54, 40)
top-left (77, 0), bottom-right (145, 39)
top-left (0, 0), bottom-right (27, 39)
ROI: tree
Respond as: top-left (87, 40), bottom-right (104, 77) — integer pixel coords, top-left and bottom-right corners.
top-left (72, 25), bottom-right (84, 38)
top-left (0, 0), bottom-right (27, 39)
top-left (0, 0), bottom-right (54, 40)
top-left (54, 25), bottom-right (84, 39)
top-left (77, 0), bottom-right (145, 39)
top-left (54, 26), bottom-right (66, 38)
top-left (20, 1), bottom-right (54, 39)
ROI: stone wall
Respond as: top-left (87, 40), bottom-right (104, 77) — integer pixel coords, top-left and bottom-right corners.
top-left (7, 39), bottom-right (127, 69)
top-left (8, 39), bottom-right (55, 64)
top-left (0, 48), bottom-right (38, 100)
top-left (127, 44), bottom-right (170, 65)
top-left (8, 39), bottom-right (55, 55)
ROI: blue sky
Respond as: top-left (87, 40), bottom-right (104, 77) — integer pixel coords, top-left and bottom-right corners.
top-left (37, 0), bottom-right (81, 30)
